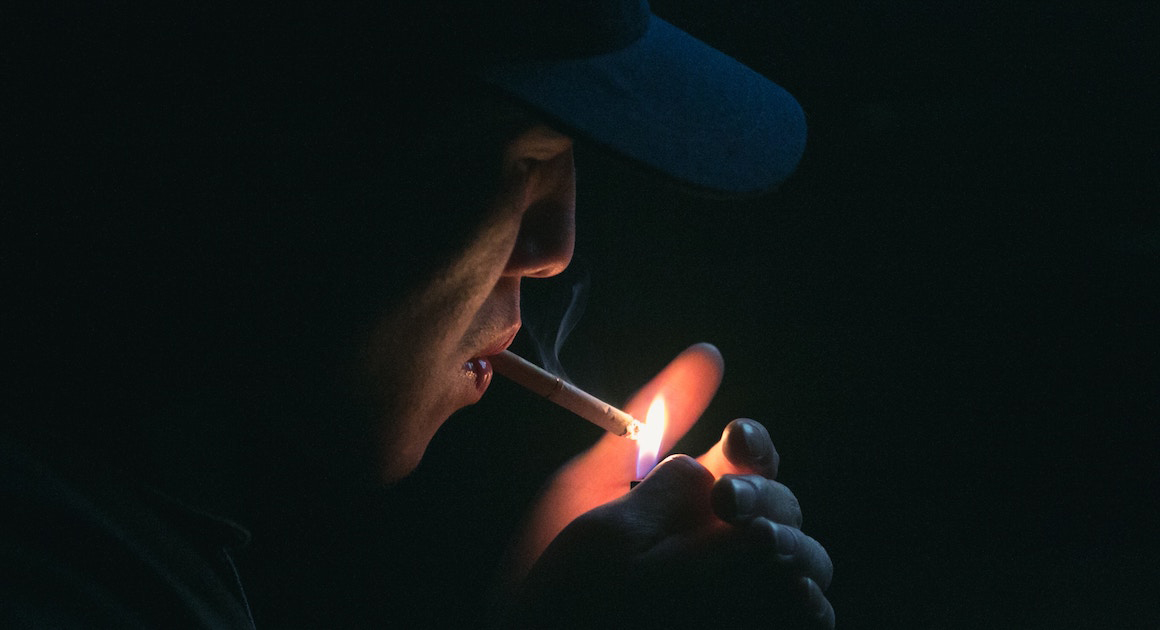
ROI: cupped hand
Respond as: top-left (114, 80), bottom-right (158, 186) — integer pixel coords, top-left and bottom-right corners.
top-left (508, 454), bottom-right (834, 628)
top-left (500, 343), bottom-right (834, 628)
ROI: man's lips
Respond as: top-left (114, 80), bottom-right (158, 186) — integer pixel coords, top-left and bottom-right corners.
top-left (463, 357), bottom-right (493, 392)
top-left (478, 326), bottom-right (520, 359)
top-left (464, 325), bottom-right (520, 393)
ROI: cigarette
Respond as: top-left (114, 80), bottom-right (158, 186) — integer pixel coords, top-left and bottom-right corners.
top-left (491, 350), bottom-right (642, 440)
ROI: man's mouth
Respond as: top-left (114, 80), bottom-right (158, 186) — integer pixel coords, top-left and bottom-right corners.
top-left (463, 357), bottom-right (493, 392)
top-left (463, 325), bottom-right (520, 392)
top-left (480, 326), bottom-right (520, 359)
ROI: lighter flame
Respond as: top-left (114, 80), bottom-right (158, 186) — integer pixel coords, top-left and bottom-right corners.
top-left (635, 394), bottom-right (667, 479)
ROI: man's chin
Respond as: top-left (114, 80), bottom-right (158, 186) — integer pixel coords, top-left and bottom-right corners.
top-left (378, 452), bottom-right (424, 484)
top-left (375, 414), bottom-right (449, 485)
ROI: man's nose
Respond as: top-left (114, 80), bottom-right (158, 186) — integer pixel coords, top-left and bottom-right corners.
top-left (504, 161), bottom-right (576, 279)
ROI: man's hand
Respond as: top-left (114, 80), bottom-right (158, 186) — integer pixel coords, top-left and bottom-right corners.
top-left (500, 344), bottom-right (834, 628)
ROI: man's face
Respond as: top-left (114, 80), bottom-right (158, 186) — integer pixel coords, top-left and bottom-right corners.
top-left (364, 125), bottom-right (575, 482)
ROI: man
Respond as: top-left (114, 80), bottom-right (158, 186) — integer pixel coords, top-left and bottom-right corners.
top-left (4, 1), bottom-right (833, 627)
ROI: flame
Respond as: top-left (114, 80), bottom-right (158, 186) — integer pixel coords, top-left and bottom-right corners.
top-left (635, 394), bottom-right (667, 479)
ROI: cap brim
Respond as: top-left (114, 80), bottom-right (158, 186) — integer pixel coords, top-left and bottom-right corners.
top-left (477, 15), bottom-right (806, 196)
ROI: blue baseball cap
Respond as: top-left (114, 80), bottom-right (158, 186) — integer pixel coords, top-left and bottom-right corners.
top-left (464, 0), bottom-right (807, 196)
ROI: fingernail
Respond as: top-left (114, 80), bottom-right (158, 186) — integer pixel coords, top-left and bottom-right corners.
top-left (737, 421), bottom-right (771, 462)
top-left (769, 522), bottom-right (797, 556)
top-left (727, 477), bottom-right (757, 520)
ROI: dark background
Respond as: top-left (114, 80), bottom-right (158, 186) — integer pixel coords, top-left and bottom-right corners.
top-left (337, 1), bottom-right (1158, 628)
top-left (7, 1), bottom-right (1155, 628)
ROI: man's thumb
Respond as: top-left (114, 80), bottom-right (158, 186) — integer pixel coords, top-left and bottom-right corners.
top-left (625, 454), bottom-right (717, 532)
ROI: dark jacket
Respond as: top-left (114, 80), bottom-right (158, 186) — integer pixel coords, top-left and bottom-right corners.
top-left (2, 441), bottom-right (255, 628)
